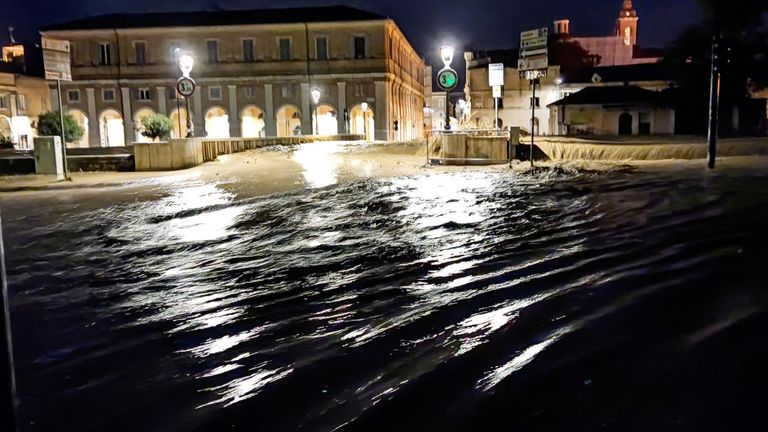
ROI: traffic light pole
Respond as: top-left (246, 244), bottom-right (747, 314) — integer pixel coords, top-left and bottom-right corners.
top-left (707, 31), bottom-right (721, 170)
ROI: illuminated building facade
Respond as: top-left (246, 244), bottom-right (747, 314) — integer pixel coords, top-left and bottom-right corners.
top-left (40, 6), bottom-right (426, 146)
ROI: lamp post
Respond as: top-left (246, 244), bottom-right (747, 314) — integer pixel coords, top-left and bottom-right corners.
top-left (177, 53), bottom-right (195, 138)
top-left (439, 45), bottom-right (455, 131)
top-left (361, 102), bottom-right (369, 141)
top-left (311, 88), bottom-right (321, 136)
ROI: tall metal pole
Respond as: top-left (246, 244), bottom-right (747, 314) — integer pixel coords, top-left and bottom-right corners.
top-left (0, 207), bottom-right (19, 432)
top-left (707, 31), bottom-right (721, 170)
top-left (530, 78), bottom-right (536, 168)
top-left (494, 96), bottom-right (499, 132)
top-left (314, 102), bottom-right (318, 136)
top-left (185, 95), bottom-right (193, 138)
top-left (175, 91), bottom-right (181, 138)
top-left (56, 79), bottom-right (70, 180)
top-left (444, 91), bottom-right (450, 131)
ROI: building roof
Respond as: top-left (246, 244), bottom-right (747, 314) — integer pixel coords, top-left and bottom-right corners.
top-left (548, 85), bottom-right (672, 107)
top-left (42, 5), bottom-right (386, 31)
top-left (560, 62), bottom-right (675, 84)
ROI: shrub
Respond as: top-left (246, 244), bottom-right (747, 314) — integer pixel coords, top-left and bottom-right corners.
top-left (137, 113), bottom-right (173, 142)
top-left (34, 111), bottom-right (84, 144)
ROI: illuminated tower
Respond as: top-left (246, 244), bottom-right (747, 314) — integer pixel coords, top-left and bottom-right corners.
top-left (616, 0), bottom-right (638, 46)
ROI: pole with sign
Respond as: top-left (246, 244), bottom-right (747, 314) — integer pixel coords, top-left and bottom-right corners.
top-left (489, 63), bottom-right (504, 132)
top-left (437, 46), bottom-right (458, 131)
top-left (42, 37), bottom-right (72, 179)
top-left (519, 28), bottom-right (548, 168)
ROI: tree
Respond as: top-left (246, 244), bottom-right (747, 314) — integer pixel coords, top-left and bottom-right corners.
top-left (137, 113), bottom-right (173, 142)
top-left (34, 111), bottom-right (84, 144)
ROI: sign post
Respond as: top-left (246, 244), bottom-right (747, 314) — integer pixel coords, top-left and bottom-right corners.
top-left (518, 28), bottom-right (549, 168)
top-left (489, 63), bottom-right (504, 131)
top-left (436, 67), bottom-right (458, 131)
top-left (42, 37), bottom-right (72, 179)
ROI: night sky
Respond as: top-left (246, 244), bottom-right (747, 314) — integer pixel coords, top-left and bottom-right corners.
top-left (3, 0), bottom-right (702, 67)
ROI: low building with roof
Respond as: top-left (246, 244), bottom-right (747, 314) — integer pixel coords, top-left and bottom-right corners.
top-left (39, 5), bottom-right (426, 146)
top-left (1, 40), bottom-right (51, 148)
top-left (548, 85), bottom-right (675, 136)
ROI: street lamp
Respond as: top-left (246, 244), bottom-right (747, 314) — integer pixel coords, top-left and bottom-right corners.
top-left (311, 88), bottom-right (321, 136)
top-left (176, 52), bottom-right (195, 138)
top-left (361, 102), bottom-right (369, 141)
top-left (440, 45), bottom-right (454, 68)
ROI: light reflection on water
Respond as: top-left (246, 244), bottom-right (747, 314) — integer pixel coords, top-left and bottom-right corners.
top-left (4, 166), bottom-right (768, 431)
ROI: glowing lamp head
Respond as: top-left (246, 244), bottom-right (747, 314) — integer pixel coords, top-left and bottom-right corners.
top-left (178, 54), bottom-right (194, 77)
top-left (440, 45), bottom-right (454, 67)
top-left (361, 102), bottom-right (368, 112)
top-left (311, 88), bottom-right (321, 104)
top-left (555, 76), bottom-right (564, 85)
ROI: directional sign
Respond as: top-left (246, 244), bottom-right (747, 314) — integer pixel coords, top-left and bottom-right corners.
top-left (436, 67), bottom-right (458, 91)
top-left (520, 48), bottom-right (548, 58)
top-left (518, 56), bottom-right (549, 72)
top-left (492, 86), bottom-right (502, 98)
top-left (42, 37), bottom-right (71, 81)
top-left (488, 63), bottom-right (504, 87)
top-left (521, 36), bottom-right (548, 50)
top-left (520, 28), bottom-right (548, 41)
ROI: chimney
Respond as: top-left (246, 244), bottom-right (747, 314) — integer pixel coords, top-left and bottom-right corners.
top-left (554, 19), bottom-right (570, 35)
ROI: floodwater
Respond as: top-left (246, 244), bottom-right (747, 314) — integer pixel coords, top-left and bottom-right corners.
top-left (2, 151), bottom-right (768, 431)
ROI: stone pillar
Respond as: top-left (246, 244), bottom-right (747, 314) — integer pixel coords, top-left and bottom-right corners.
top-left (86, 88), bottom-right (99, 147)
top-left (156, 87), bottom-right (167, 115)
top-left (374, 80), bottom-right (390, 141)
top-left (120, 87), bottom-right (133, 146)
top-left (192, 88), bottom-right (204, 137)
top-left (337, 81), bottom-right (347, 134)
top-left (300, 83), bottom-right (311, 135)
top-left (228, 85), bottom-right (240, 138)
top-left (264, 84), bottom-right (276, 137)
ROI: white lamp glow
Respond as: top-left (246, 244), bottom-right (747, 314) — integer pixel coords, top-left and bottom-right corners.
top-left (311, 88), bottom-right (321, 104)
top-left (361, 102), bottom-right (368, 112)
top-left (178, 54), bottom-right (194, 77)
top-left (440, 45), bottom-right (455, 67)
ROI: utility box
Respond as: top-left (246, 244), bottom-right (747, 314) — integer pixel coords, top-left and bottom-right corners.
top-left (34, 136), bottom-right (65, 178)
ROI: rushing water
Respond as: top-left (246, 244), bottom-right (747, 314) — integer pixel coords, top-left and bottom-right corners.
top-left (2, 162), bottom-right (768, 431)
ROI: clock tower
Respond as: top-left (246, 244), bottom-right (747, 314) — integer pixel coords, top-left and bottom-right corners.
top-left (616, 0), bottom-right (638, 46)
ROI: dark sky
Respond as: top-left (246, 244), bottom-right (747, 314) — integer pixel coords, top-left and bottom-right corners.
top-left (3, 0), bottom-right (702, 67)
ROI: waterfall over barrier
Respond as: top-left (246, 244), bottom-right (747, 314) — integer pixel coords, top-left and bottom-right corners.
top-left (535, 137), bottom-right (768, 161)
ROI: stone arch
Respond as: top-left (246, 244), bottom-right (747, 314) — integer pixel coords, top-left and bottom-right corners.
top-left (99, 109), bottom-right (124, 147)
top-left (170, 107), bottom-right (189, 139)
top-left (619, 112), bottom-right (633, 135)
top-left (205, 106), bottom-right (229, 138)
top-left (133, 107), bottom-right (156, 143)
top-left (313, 103), bottom-right (338, 136)
top-left (67, 109), bottom-right (90, 148)
top-left (276, 104), bottom-right (301, 138)
top-left (0, 115), bottom-right (12, 142)
top-left (349, 103), bottom-right (375, 141)
top-left (240, 105), bottom-right (265, 138)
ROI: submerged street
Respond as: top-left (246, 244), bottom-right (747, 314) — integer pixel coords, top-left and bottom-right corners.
top-left (2, 144), bottom-right (768, 431)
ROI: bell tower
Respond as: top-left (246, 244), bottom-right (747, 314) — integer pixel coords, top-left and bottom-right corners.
top-left (616, 0), bottom-right (638, 46)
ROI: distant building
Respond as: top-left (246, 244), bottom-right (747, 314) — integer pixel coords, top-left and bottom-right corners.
top-left (40, 6), bottom-right (426, 147)
top-left (0, 42), bottom-right (51, 148)
top-left (554, 0), bottom-right (662, 67)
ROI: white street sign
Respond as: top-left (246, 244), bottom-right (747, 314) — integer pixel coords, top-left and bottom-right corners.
top-left (42, 37), bottom-right (72, 81)
top-left (492, 86), bottom-right (502, 98)
top-left (521, 28), bottom-right (548, 41)
top-left (518, 55), bottom-right (549, 72)
top-left (488, 63), bottom-right (504, 87)
top-left (520, 48), bottom-right (548, 58)
top-left (521, 36), bottom-right (548, 50)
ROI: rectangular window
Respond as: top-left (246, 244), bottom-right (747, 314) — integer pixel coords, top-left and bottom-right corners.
top-left (281, 86), bottom-right (291, 98)
top-left (530, 97), bottom-right (540, 108)
top-left (206, 40), bottom-right (219, 63)
top-left (353, 36), bottom-right (366, 59)
top-left (0, 96), bottom-right (7, 109)
top-left (242, 39), bottom-right (255, 62)
top-left (209, 86), bottom-right (222, 100)
top-left (278, 37), bottom-right (291, 61)
top-left (67, 90), bottom-right (80, 103)
top-left (169, 42), bottom-right (181, 62)
top-left (243, 87), bottom-right (254, 98)
top-left (99, 43), bottom-right (111, 66)
top-left (102, 89), bottom-right (115, 102)
top-left (134, 41), bottom-right (147, 65)
top-left (138, 88), bottom-right (151, 101)
top-left (316, 37), bottom-right (328, 60)
top-left (354, 84), bottom-right (364, 97)
top-left (16, 95), bottom-right (26, 111)
top-left (169, 87), bottom-right (177, 100)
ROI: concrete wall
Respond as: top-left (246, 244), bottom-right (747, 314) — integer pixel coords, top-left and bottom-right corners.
top-left (134, 139), bottom-right (203, 171)
top-left (558, 105), bottom-right (675, 135)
